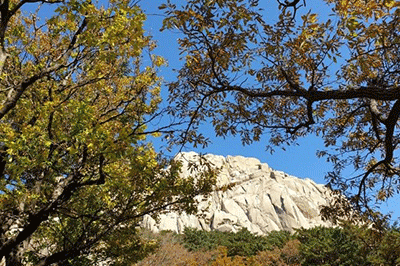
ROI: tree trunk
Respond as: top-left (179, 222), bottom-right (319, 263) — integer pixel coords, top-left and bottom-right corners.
top-left (0, 49), bottom-right (7, 75)
top-left (5, 246), bottom-right (23, 266)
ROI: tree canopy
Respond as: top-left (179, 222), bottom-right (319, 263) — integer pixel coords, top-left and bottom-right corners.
top-left (162, 0), bottom-right (400, 218)
top-left (0, 1), bottom-right (216, 265)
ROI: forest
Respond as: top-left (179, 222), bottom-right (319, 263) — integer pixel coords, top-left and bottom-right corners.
top-left (135, 225), bottom-right (400, 266)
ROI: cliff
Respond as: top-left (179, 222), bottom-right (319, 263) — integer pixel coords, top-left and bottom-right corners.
top-left (142, 152), bottom-right (332, 234)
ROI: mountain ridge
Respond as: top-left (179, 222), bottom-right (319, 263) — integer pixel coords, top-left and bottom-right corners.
top-left (142, 152), bottom-right (333, 235)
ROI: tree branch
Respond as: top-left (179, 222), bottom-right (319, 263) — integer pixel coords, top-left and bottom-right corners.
top-left (382, 99), bottom-right (400, 164)
top-left (0, 149), bottom-right (104, 259)
top-left (0, 13), bottom-right (88, 120)
top-left (0, 63), bottom-right (63, 120)
top-left (207, 84), bottom-right (400, 102)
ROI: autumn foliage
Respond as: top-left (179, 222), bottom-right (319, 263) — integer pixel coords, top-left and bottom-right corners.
top-left (1, 0), bottom-right (400, 264)
top-left (134, 224), bottom-right (400, 266)
top-left (162, 0), bottom-right (400, 216)
top-left (0, 1), bottom-right (216, 265)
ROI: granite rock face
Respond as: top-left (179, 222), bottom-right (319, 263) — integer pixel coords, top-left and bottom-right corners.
top-left (142, 152), bottom-right (332, 234)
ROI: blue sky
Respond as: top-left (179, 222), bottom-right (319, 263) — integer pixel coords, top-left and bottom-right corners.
top-left (140, 0), bottom-right (400, 221)
top-left (140, 0), bottom-right (344, 183)
top-left (141, 0), bottom-right (330, 180)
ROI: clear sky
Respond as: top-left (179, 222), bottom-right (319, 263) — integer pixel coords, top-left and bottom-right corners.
top-left (139, 0), bottom-right (400, 222)
top-left (141, 0), bottom-right (330, 180)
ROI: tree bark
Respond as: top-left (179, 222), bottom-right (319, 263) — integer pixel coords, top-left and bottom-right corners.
top-left (5, 246), bottom-right (23, 266)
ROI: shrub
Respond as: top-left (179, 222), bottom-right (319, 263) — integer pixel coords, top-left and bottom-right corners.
top-left (263, 230), bottom-right (294, 250)
top-left (182, 228), bottom-right (268, 256)
top-left (181, 227), bottom-right (295, 257)
top-left (296, 226), bottom-right (367, 266)
top-left (211, 246), bottom-right (247, 266)
top-left (342, 223), bottom-right (400, 266)
top-left (135, 230), bottom-right (215, 266)
top-left (250, 239), bottom-right (301, 266)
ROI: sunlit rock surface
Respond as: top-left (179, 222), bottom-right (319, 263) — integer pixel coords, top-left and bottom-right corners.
top-left (142, 152), bottom-right (332, 234)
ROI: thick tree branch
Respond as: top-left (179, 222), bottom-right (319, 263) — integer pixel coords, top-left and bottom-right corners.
top-left (34, 188), bottom-right (204, 266)
top-left (0, 63), bottom-right (63, 120)
top-left (382, 99), bottom-right (400, 164)
top-left (0, 0), bottom-right (10, 74)
top-left (287, 100), bottom-right (315, 134)
top-left (354, 100), bottom-right (400, 207)
top-left (0, 0), bottom-right (10, 46)
top-left (369, 100), bottom-right (384, 142)
top-left (10, 1), bottom-right (65, 18)
top-left (207, 84), bottom-right (400, 102)
top-left (277, 0), bottom-right (306, 19)
top-left (0, 177), bottom-right (78, 257)
top-left (0, 147), bottom-right (104, 259)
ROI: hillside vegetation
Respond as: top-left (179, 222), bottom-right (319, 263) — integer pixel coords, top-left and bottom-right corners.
top-left (135, 224), bottom-right (400, 266)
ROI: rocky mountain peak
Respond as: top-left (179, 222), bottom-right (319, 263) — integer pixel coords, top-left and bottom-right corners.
top-left (142, 152), bottom-right (333, 235)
